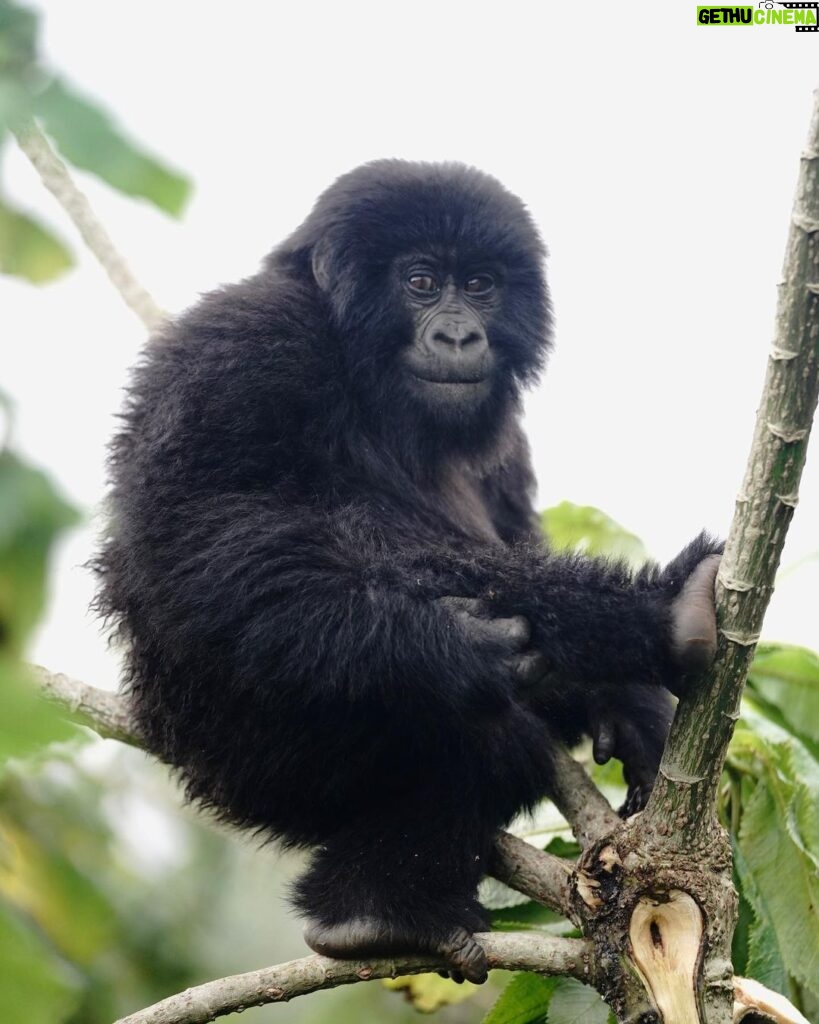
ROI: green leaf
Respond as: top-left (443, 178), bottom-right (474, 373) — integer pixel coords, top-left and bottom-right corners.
top-left (540, 502), bottom-right (648, 567)
top-left (0, 197), bottom-right (73, 282)
top-left (0, 450), bottom-right (79, 651)
top-left (733, 840), bottom-right (788, 992)
top-left (589, 751), bottom-right (627, 794)
top-left (544, 837), bottom-right (581, 859)
top-left (1, 815), bottom-right (127, 964)
top-left (480, 874), bottom-right (534, 911)
top-left (482, 973), bottom-right (559, 1024)
top-left (0, 450), bottom-right (78, 761)
top-left (0, 388), bottom-right (10, 447)
top-left (732, 714), bottom-right (819, 999)
top-left (33, 78), bottom-right (190, 216)
top-left (489, 899), bottom-right (577, 935)
top-left (0, 660), bottom-right (75, 762)
top-left (747, 644), bottom-right (819, 745)
top-left (0, 0), bottom-right (38, 78)
top-left (383, 973), bottom-right (479, 1012)
top-left (730, 852), bottom-right (755, 977)
top-left (0, 901), bottom-right (79, 1024)
top-left (0, 77), bottom-right (32, 130)
top-left (547, 979), bottom-right (612, 1024)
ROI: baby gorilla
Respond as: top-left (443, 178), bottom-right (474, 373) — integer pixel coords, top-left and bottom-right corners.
top-left (96, 160), bottom-right (721, 983)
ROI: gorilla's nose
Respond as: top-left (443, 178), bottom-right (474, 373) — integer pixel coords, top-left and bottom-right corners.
top-left (428, 319), bottom-right (488, 365)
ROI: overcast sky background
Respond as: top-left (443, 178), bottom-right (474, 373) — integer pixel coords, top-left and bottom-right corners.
top-left (3, 2), bottom-right (819, 688)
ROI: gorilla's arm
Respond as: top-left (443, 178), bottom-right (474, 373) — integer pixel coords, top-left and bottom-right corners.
top-left (140, 495), bottom-right (717, 717)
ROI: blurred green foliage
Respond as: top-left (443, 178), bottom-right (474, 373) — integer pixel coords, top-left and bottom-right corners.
top-left (0, 439), bottom-right (77, 763)
top-left (0, 197), bottom-right (72, 281)
top-left (0, 0), bottom-right (190, 284)
top-left (541, 501), bottom-right (648, 568)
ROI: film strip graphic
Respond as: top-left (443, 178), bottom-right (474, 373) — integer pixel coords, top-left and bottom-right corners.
top-left (775, 1), bottom-right (819, 31)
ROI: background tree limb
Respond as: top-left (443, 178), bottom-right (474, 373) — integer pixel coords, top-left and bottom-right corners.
top-left (12, 119), bottom-right (166, 330)
top-left (34, 666), bottom-right (141, 747)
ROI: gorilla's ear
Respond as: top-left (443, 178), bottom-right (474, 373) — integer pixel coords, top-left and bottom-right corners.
top-left (310, 232), bottom-right (356, 324)
top-left (310, 238), bottom-right (334, 293)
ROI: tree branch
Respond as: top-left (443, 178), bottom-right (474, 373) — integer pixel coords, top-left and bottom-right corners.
top-left (489, 830), bottom-right (577, 922)
top-left (12, 119), bottom-right (166, 331)
top-left (643, 89), bottom-right (819, 841)
top-left (111, 934), bottom-right (594, 1024)
top-left (545, 737), bottom-right (620, 847)
top-left (34, 666), bottom-right (141, 747)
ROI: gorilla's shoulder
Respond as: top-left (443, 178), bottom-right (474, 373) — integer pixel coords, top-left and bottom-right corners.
top-left (158, 270), bottom-right (325, 362)
top-left (146, 271), bottom-right (331, 398)
top-left (123, 270), bottom-right (338, 464)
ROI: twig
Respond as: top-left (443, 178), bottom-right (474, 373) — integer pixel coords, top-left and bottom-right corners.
top-left (644, 88), bottom-right (819, 839)
top-left (111, 933), bottom-right (594, 1024)
top-left (490, 830), bottom-right (577, 921)
top-left (12, 119), bottom-right (166, 331)
top-left (546, 740), bottom-right (620, 847)
top-left (34, 666), bottom-right (141, 747)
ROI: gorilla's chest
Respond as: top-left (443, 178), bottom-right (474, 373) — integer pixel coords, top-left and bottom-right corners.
top-left (435, 465), bottom-right (501, 545)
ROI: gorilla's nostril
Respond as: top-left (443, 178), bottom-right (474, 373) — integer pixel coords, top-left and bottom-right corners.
top-left (432, 330), bottom-right (485, 350)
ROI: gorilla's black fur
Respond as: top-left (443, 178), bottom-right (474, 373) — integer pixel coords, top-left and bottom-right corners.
top-left (96, 161), bottom-right (719, 981)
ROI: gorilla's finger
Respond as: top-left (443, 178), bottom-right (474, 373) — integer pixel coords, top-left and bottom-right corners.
top-left (439, 599), bottom-right (531, 650)
top-left (439, 930), bottom-right (488, 985)
top-left (511, 651), bottom-right (551, 689)
top-left (466, 615), bottom-right (530, 649)
top-left (438, 596), bottom-right (487, 618)
top-left (671, 554), bottom-right (721, 673)
top-left (482, 615), bottom-right (531, 650)
top-left (592, 718), bottom-right (617, 764)
top-left (619, 781), bottom-right (653, 818)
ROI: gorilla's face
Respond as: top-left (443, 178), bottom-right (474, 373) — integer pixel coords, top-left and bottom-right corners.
top-left (397, 257), bottom-right (501, 417)
top-left (279, 161), bottom-right (553, 453)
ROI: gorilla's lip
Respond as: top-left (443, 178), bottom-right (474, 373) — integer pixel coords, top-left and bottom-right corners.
top-left (410, 372), bottom-right (490, 386)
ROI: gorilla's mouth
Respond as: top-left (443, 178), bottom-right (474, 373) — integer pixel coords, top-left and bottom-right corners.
top-left (408, 374), bottom-right (492, 409)
top-left (410, 372), bottom-right (490, 386)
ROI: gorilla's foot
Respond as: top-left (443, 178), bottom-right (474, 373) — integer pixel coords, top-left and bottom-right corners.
top-left (303, 917), bottom-right (489, 984)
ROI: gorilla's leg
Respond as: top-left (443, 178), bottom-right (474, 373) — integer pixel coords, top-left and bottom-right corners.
top-left (294, 806), bottom-right (495, 984)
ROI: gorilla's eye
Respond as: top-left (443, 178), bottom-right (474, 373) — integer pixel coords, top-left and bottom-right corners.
top-left (464, 274), bottom-right (495, 296)
top-left (407, 274), bottom-right (440, 295)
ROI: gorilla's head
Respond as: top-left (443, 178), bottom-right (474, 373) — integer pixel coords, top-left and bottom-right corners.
top-left (276, 161), bottom-right (552, 449)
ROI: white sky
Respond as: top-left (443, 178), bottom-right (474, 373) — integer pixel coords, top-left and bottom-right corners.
top-left (3, 1), bottom-right (819, 689)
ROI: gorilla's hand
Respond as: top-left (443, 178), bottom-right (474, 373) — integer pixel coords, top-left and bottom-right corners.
top-left (670, 554), bottom-right (721, 675)
top-left (437, 597), bottom-right (550, 692)
top-left (664, 551), bottom-right (721, 695)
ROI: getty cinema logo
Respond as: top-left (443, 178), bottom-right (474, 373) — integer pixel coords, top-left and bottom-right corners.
top-left (697, 2), bottom-right (819, 29)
